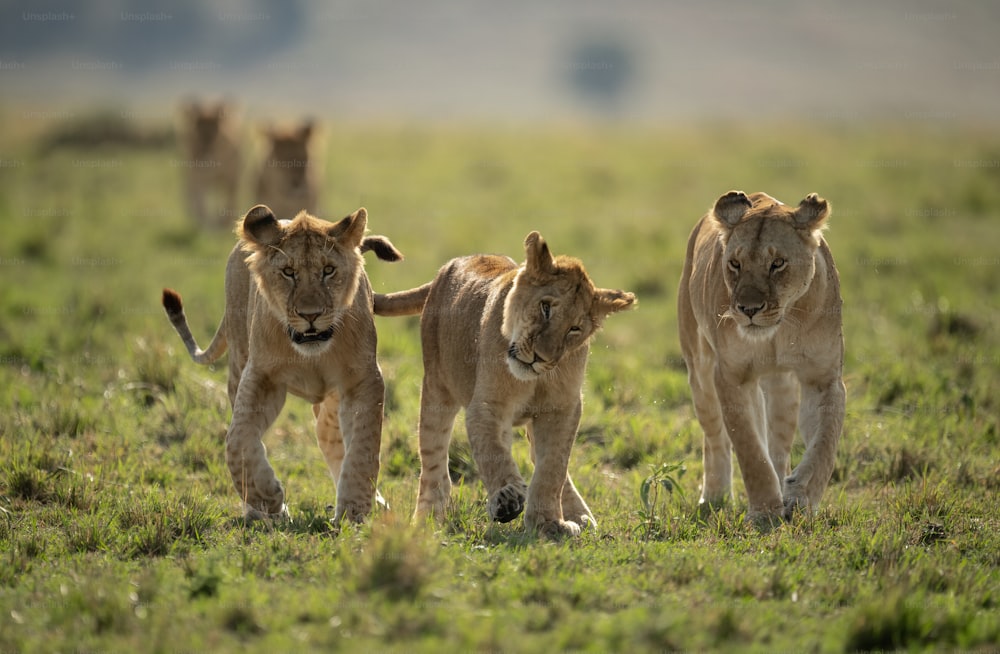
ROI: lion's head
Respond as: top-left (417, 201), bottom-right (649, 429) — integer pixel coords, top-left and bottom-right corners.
top-left (261, 121), bottom-right (314, 188)
top-left (182, 100), bottom-right (234, 158)
top-left (239, 204), bottom-right (376, 355)
top-left (502, 232), bottom-right (635, 381)
top-left (711, 190), bottom-right (831, 342)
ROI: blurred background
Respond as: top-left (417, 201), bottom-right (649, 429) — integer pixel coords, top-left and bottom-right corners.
top-left (1, 0), bottom-right (997, 125)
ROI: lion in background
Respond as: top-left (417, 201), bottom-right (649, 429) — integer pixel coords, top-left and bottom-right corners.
top-left (178, 100), bottom-right (242, 227)
top-left (677, 190), bottom-right (845, 524)
top-left (162, 204), bottom-right (402, 521)
top-left (255, 120), bottom-right (318, 221)
top-left (375, 232), bottom-right (636, 538)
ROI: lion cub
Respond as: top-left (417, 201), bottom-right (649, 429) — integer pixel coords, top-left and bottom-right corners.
top-left (255, 120), bottom-right (318, 220)
top-left (375, 232), bottom-right (635, 538)
top-left (677, 190), bottom-right (845, 524)
top-left (179, 100), bottom-right (242, 227)
top-left (162, 205), bottom-right (402, 522)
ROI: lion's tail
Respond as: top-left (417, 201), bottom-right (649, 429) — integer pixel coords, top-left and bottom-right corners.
top-left (373, 283), bottom-right (432, 317)
top-left (161, 288), bottom-right (228, 365)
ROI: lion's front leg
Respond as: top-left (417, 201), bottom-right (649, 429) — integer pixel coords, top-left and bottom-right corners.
top-left (714, 368), bottom-right (784, 524)
top-left (226, 369), bottom-right (287, 518)
top-left (334, 372), bottom-right (385, 524)
top-left (466, 400), bottom-right (527, 524)
top-left (524, 405), bottom-right (585, 538)
top-left (784, 375), bottom-right (845, 518)
top-left (526, 422), bottom-right (595, 532)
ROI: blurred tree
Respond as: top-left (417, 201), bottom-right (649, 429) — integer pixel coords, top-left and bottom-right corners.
top-left (565, 38), bottom-right (635, 116)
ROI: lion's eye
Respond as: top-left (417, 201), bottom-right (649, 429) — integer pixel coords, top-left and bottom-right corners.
top-left (322, 265), bottom-right (336, 278)
top-left (568, 326), bottom-right (582, 336)
top-left (728, 259), bottom-right (741, 272)
top-left (281, 266), bottom-right (295, 279)
top-left (770, 258), bottom-right (786, 272)
top-left (540, 301), bottom-right (551, 320)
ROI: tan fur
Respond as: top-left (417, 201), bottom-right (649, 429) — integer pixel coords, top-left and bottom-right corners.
top-left (179, 100), bottom-right (242, 227)
top-left (162, 205), bottom-right (402, 522)
top-left (677, 190), bottom-right (845, 523)
top-left (255, 121), bottom-right (318, 220)
top-left (375, 233), bottom-right (635, 538)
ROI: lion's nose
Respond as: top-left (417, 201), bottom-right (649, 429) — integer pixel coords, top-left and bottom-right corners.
top-left (737, 301), bottom-right (765, 318)
top-left (297, 309), bottom-right (322, 325)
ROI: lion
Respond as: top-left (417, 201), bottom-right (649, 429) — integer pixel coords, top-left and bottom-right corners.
top-left (162, 204), bottom-right (402, 522)
top-left (374, 232), bottom-right (636, 538)
top-left (179, 100), bottom-right (242, 227)
top-left (255, 120), bottom-right (318, 221)
top-left (677, 190), bottom-right (845, 524)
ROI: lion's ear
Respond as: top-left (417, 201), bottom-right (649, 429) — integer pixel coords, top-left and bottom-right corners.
top-left (711, 190), bottom-right (753, 228)
top-left (595, 288), bottom-right (637, 317)
top-left (328, 207), bottom-right (367, 249)
top-left (524, 231), bottom-right (556, 276)
top-left (241, 204), bottom-right (283, 246)
top-left (793, 193), bottom-right (830, 230)
top-left (299, 119), bottom-right (315, 140)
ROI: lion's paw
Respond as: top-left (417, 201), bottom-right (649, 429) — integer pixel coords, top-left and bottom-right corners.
top-left (782, 475), bottom-right (813, 521)
top-left (243, 502), bottom-right (289, 522)
top-left (488, 484), bottom-right (526, 523)
top-left (536, 519), bottom-right (582, 539)
top-left (782, 493), bottom-right (810, 521)
top-left (335, 499), bottom-right (373, 524)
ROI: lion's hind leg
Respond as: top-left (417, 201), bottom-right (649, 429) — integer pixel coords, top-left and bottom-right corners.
top-left (686, 344), bottom-right (733, 512)
top-left (560, 473), bottom-right (596, 530)
top-left (760, 371), bottom-right (800, 484)
top-left (413, 378), bottom-right (460, 523)
top-left (314, 393), bottom-right (346, 483)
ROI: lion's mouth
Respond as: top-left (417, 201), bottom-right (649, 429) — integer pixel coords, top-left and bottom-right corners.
top-left (506, 344), bottom-right (549, 380)
top-left (288, 325), bottom-right (335, 345)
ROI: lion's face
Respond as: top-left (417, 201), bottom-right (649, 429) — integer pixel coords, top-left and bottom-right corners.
top-left (183, 101), bottom-right (232, 158)
top-left (712, 191), bottom-right (830, 342)
top-left (240, 204), bottom-right (367, 356)
top-left (262, 122), bottom-right (313, 188)
top-left (502, 232), bottom-right (635, 381)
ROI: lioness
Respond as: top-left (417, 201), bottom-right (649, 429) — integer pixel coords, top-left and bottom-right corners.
top-left (179, 100), bottom-right (242, 227)
top-left (375, 232), bottom-right (636, 537)
top-left (162, 204), bottom-right (402, 521)
top-left (677, 190), bottom-right (845, 523)
top-left (255, 120), bottom-right (318, 221)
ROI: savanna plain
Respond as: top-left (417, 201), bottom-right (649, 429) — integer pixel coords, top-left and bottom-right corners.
top-left (0, 112), bottom-right (998, 653)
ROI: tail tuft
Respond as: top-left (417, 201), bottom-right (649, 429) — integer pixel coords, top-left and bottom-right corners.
top-left (162, 288), bottom-right (184, 316)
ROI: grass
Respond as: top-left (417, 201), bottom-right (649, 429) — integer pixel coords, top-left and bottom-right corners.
top-left (1, 110), bottom-right (999, 652)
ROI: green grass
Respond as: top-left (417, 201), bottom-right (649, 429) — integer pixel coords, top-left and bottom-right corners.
top-left (1, 113), bottom-right (999, 652)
